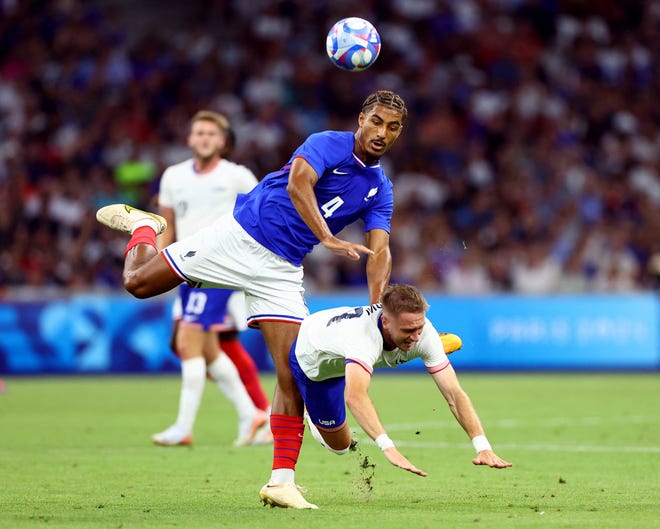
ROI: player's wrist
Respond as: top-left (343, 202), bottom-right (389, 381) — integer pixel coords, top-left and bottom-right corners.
top-left (375, 433), bottom-right (395, 451)
top-left (471, 434), bottom-right (492, 453)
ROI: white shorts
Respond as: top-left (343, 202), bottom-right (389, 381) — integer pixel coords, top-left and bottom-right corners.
top-left (162, 214), bottom-right (308, 328)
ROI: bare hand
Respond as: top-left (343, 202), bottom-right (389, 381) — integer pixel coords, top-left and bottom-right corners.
top-left (383, 447), bottom-right (428, 476)
top-left (322, 237), bottom-right (374, 261)
top-left (472, 450), bottom-right (512, 468)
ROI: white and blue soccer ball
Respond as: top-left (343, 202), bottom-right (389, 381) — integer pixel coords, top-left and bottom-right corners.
top-left (326, 17), bottom-right (381, 72)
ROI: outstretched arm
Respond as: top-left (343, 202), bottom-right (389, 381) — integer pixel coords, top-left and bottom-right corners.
top-left (431, 364), bottom-right (512, 468)
top-left (345, 362), bottom-right (427, 476)
top-left (364, 229), bottom-right (391, 305)
top-left (287, 157), bottom-right (374, 260)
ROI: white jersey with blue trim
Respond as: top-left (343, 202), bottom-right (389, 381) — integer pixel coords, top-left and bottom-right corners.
top-left (232, 131), bottom-right (394, 266)
top-left (294, 304), bottom-right (450, 382)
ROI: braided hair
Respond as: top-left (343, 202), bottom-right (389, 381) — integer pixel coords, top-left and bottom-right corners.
top-left (361, 90), bottom-right (408, 122)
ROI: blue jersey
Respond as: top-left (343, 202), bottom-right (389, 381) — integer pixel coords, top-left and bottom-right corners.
top-left (232, 131), bottom-right (394, 266)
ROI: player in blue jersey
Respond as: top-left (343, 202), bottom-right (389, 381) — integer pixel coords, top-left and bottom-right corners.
top-left (96, 89), bottom-right (407, 509)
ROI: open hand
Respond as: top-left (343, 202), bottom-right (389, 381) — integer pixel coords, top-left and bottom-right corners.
top-left (472, 450), bottom-right (512, 468)
top-left (383, 447), bottom-right (428, 476)
top-left (322, 237), bottom-right (374, 261)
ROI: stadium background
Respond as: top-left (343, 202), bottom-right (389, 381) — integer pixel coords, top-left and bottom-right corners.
top-left (0, 0), bottom-right (659, 373)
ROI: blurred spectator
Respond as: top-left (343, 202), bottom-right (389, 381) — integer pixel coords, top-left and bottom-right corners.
top-left (510, 239), bottom-right (562, 294)
top-left (442, 245), bottom-right (492, 295)
top-left (1, 0), bottom-right (659, 298)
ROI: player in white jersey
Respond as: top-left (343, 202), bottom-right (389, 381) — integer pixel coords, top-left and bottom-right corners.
top-left (96, 90), bottom-right (407, 509)
top-left (291, 284), bottom-right (511, 501)
top-left (152, 111), bottom-right (271, 447)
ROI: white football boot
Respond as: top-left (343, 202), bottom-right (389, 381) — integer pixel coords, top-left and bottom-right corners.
top-left (234, 409), bottom-right (269, 447)
top-left (151, 424), bottom-right (192, 446)
top-left (259, 482), bottom-right (318, 509)
top-left (96, 204), bottom-right (167, 235)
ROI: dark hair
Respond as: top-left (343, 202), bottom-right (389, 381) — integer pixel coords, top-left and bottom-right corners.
top-left (361, 90), bottom-right (408, 122)
top-left (381, 284), bottom-right (428, 315)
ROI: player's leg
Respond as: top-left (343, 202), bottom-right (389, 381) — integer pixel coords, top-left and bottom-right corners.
top-left (152, 323), bottom-right (206, 446)
top-left (260, 321), bottom-right (304, 417)
top-left (124, 243), bottom-right (182, 298)
top-left (218, 332), bottom-right (273, 445)
top-left (221, 291), bottom-right (271, 412)
top-left (203, 333), bottom-right (267, 446)
top-left (257, 321), bottom-right (317, 509)
top-left (96, 204), bottom-right (181, 298)
top-left (259, 321), bottom-right (305, 472)
top-left (168, 316), bottom-right (180, 353)
top-left (290, 347), bottom-right (352, 454)
top-left (305, 415), bottom-right (352, 454)
top-left (222, 228), bottom-right (313, 507)
top-left (220, 332), bottom-right (271, 411)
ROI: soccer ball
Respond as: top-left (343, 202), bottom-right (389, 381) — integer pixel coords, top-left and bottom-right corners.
top-left (326, 17), bottom-right (381, 72)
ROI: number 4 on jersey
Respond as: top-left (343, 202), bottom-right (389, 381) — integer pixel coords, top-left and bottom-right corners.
top-left (320, 196), bottom-right (344, 218)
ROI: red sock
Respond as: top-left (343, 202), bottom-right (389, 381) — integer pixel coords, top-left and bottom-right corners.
top-left (221, 339), bottom-right (270, 411)
top-left (124, 226), bottom-right (157, 256)
top-left (270, 414), bottom-right (304, 470)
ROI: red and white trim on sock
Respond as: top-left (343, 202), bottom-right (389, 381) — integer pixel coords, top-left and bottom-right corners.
top-left (124, 225), bottom-right (157, 256)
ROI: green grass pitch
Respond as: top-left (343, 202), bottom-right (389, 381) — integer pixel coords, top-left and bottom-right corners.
top-left (1, 373), bottom-right (658, 529)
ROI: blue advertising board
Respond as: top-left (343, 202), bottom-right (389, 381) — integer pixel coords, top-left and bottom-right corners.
top-left (0, 292), bottom-right (658, 374)
top-left (408, 294), bottom-right (658, 371)
top-left (0, 295), bottom-right (178, 374)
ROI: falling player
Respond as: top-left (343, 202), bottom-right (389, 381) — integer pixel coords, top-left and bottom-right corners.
top-left (291, 283), bottom-right (511, 508)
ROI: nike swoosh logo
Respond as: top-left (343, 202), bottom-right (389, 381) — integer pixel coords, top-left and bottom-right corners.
top-left (332, 168), bottom-right (349, 175)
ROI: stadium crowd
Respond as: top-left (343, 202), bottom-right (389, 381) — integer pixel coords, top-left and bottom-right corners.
top-left (1, 0), bottom-right (659, 298)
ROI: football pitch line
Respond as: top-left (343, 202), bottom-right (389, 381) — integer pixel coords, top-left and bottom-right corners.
top-left (3, 440), bottom-right (658, 458)
top-left (392, 440), bottom-right (660, 453)
top-left (383, 414), bottom-right (660, 453)
top-left (386, 414), bottom-right (659, 431)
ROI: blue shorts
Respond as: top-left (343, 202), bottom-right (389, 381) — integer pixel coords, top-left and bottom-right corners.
top-left (176, 284), bottom-right (234, 332)
top-left (289, 341), bottom-right (346, 430)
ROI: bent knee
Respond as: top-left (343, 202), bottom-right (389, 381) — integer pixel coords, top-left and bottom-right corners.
top-left (123, 272), bottom-right (155, 299)
top-left (327, 444), bottom-right (351, 456)
top-left (325, 438), bottom-right (352, 455)
top-left (124, 276), bottom-right (148, 298)
top-left (123, 267), bottom-right (179, 299)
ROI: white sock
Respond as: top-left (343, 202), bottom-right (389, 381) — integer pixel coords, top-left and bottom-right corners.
top-left (175, 357), bottom-right (206, 432)
top-left (207, 354), bottom-right (257, 434)
top-left (131, 218), bottom-right (159, 234)
top-left (270, 468), bottom-right (295, 485)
